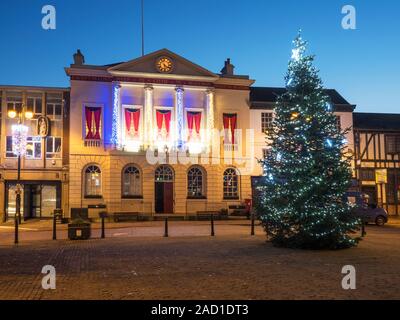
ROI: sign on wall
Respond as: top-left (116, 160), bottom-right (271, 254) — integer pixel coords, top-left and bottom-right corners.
top-left (375, 169), bottom-right (387, 184)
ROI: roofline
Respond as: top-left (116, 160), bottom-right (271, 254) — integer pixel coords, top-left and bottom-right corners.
top-left (0, 84), bottom-right (70, 91)
top-left (354, 112), bottom-right (400, 117)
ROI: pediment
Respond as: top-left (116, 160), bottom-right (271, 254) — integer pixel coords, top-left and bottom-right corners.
top-left (108, 49), bottom-right (217, 78)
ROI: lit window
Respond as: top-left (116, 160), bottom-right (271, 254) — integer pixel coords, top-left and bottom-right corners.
top-left (26, 137), bottom-right (42, 159)
top-left (122, 166), bottom-right (142, 198)
top-left (46, 137), bottom-right (62, 159)
top-left (6, 136), bottom-right (16, 158)
top-left (155, 165), bottom-right (174, 182)
top-left (84, 165), bottom-right (102, 198)
top-left (261, 112), bottom-right (273, 133)
top-left (187, 166), bottom-right (206, 198)
top-left (223, 168), bottom-right (239, 199)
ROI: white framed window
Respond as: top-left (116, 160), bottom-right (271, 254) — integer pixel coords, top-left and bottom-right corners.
top-left (46, 137), bottom-right (62, 159)
top-left (27, 94), bottom-right (43, 118)
top-left (6, 92), bottom-right (22, 115)
top-left (26, 137), bottom-right (42, 159)
top-left (261, 112), bottom-right (274, 133)
top-left (46, 93), bottom-right (63, 120)
top-left (122, 165), bottom-right (142, 198)
top-left (223, 168), bottom-right (239, 199)
top-left (84, 165), bottom-right (102, 198)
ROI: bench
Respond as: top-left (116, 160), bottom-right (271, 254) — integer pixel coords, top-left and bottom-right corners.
top-left (113, 212), bottom-right (139, 222)
top-left (196, 211), bottom-right (226, 221)
top-left (229, 205), bottom-right (250, 218)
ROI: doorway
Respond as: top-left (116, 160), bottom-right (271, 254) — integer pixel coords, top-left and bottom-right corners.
top-left (154, 165), bottom-right (174, 213)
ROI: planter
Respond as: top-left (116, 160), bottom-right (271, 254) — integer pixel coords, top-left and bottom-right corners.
top-left (68, 223), bottom-right (91, 240)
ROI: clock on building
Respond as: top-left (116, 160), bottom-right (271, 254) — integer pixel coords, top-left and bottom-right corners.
top-left (156, 56), bottom-right (174, 73)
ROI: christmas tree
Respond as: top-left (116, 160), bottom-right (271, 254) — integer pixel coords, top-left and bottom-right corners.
top-left (257, 33), bottom-right (360, 249)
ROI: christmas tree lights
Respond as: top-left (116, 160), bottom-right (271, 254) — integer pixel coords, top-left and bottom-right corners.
top-left (256, 32), bottom-right (360, 249)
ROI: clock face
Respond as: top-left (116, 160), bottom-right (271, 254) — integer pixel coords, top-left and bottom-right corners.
top-left (156, 57), bottom-right (173, 73)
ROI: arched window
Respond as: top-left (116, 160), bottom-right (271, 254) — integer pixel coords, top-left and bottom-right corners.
top-left (155, 165), bottom-right (174, 182)
top-left (84, 165), bottom-right (102, 198)
top-left (187, 166), bottom-right (206, 198)
top-left (122, 165), bottom-right (142, 198)
top-left (223, 168), bottom-right (239, 199)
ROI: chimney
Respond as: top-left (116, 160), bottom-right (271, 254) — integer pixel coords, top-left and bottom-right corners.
top-left (73, 49), bottom-right (85, 66)
top-left (220, 58), bottom-right (235, 76)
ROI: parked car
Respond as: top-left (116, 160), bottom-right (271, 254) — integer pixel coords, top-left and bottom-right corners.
top-left (345, 192), bottom-right (388, 226)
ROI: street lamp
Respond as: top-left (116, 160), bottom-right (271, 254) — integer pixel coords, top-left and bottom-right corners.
top-left (8, 104), bottom-right (32, 244)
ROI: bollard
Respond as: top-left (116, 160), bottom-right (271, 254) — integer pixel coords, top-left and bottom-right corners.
top-left (251, 214), bottom-right (255, 236)
top-left (14, 216), bottom-right (19, 245)
top-left (361, 222), bottom-right (366, 237)
top-left (211, 214), bottom-right (215, 237)
top-left (164, 217), bottom-right (169, 237)
top-left (52, 213), bottom-right (57, 240)
top-left (101, 217), bottom-right (105, 239)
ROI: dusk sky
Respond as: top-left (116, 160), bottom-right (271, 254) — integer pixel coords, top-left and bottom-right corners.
top-left (0, 0), bottom-right (398, 113)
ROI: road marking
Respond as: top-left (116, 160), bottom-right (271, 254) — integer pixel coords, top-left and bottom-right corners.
top-left (113, 232), bottom-right (129, 237)
top-left (0, 226), bottom-right (39, 231)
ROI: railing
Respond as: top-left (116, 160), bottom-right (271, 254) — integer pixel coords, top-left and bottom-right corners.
top-left (84, 139), bottom-right (103, 147)
top-left (224, 144), bottom-right (238, 152)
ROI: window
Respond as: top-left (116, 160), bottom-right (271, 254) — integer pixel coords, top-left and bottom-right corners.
top-left (6, 136), bottom-right (16, 158)
top-left (187, 166), bottom-right (206, 198)
top-left (359, 168), bottom-right (375, 181)
top-left (386, 135), bottom-right (400, 154)
top-left (155, 165), bottom-right (174, 182)
top-left (84, 106), bottom-right (102, 141)
top-left (386, 169), bottom-right (400, 205)
top-left (26, 137), bottom-right (42, 159)
top-left (262, 148), bottom-right (271, 159)
top-left (27, 94), bottom-right (43, 118)
top-left (6, 92), bottom-right (22, 114)
top-left (261, 112), bottom-right (273, 133)
top-left (46, 137), bottom-right (62, 158)
top-left (223, 168), bottom-right (239, 199)
top-left (223, 113), bottom-right (238, 151)
top-left (84, 165), bottom-right (102, 198)
top-left (46, 94), bottom-right (63, 120)
top-left (336, 116), bottom-right (341, 132)
top-left (122, 166), bottom-right (142, 198)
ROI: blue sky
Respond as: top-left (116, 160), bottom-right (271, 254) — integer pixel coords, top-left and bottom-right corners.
top-left (0, 0), bottom-right (398, 113)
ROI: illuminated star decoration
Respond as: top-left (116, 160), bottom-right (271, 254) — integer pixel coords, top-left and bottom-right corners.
top-left (291, 48), bottom-right (301, 61)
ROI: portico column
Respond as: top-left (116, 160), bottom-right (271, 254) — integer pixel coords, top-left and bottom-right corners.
top-left (112, 82), bottom-right (122, 148)
top-left (175, 86), bottom-right (184, 149)
top-left (206, 89), bottom-right (215, 150)
top-left (144, 85), bottom-right (154, 148)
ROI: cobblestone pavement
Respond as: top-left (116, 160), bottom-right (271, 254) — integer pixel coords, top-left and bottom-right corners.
top-left (0, 221), bottom-right (399, 300)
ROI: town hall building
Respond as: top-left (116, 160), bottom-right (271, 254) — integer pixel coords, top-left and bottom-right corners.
top-left (0, 48), bottom-right (398, 220)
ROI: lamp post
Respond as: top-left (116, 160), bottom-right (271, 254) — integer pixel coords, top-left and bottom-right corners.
top-left (9, 104), bottom-right (33, 244)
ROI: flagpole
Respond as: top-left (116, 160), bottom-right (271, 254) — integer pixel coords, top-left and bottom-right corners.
top-left (141, 0), bottom-right (145, 56)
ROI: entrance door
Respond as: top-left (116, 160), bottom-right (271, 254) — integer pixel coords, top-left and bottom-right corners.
top-left (154, 165), bottom-right (174, 213)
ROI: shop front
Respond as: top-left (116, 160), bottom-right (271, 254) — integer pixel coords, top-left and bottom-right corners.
top-left (4, 181), bottom-right (61, 221)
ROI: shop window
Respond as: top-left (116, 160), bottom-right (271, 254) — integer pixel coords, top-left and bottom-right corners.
top-left (84, 165), bottom-right (102, 198)
top-left (122, 165), bottom-right (142, 198)
top-left (46, 137), bottom-right (62, 158)
top-left (187, 166), bottom-right (206, 198)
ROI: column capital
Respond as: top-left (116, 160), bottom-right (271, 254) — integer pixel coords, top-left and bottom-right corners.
top-left (175, 86), bottom-right (184, 93)
top-left (112, 81), bottom-right (121, 89)
top-left (144, 84), bottom-right (154, 91)
top-left (206, 88), bottom-right (215, 95)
